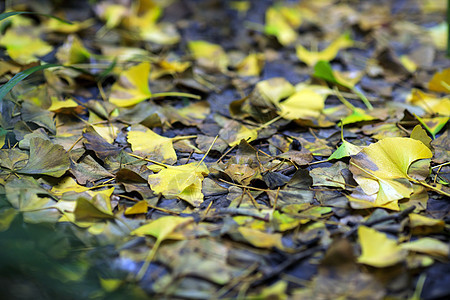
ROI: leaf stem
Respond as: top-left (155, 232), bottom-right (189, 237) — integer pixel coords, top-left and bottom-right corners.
top-left (136, 240), bottom-right (160, 281)
top-left (171, 135), bottom-right (197, 141)
top-left (218, 178), bottom-right (270, 192)
top-left (432, 162), bottom-right (450, 169)
top-left (151, 92), bottom-right (201, 100)
top-left (409, 177), bottom-right (450, 197)
top-left (128, 153), bottom-right (168, 168)
top-left (197, 135), bottom-right (218, 167)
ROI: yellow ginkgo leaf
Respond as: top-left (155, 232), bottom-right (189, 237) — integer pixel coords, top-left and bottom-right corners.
top-left (236, 53), bottom-right (265, 77)
top-left (296, 33), bottom-right (354, 67)
top-left (358, 226), bottom-right (407, 267)
top-left (109, 62), bottom-right (152, 107)
top-left (428, 68), bottom-right (450, 93)
top-left (139, 23), bottom-right (180, 45)
top-left (264, 6), bottom-right (299, 46)
top-left (238, 227), bottom-right (284, 249)
top-left (147, 162), bottom-right (209, 207)
top-left (132, 215), bottom-right (194, 280)
top-left (44, 18), bottom-right (94, 34)
top-left (255, 77), bottom-right (296, 107)
top-left (127, 125), bottom-right (177, 164)
top-left (151, 59), bottom-right (191, 79)
top-left (279, 87), bottom-right (326, 120)
top-left (56, 34), bottom-right (91, 65)
top-left (400, 237), bottom-right (449, 258)
top-left (409, 213), bottom-right (445, 235)
top-left (98, 3), bottom-right (128, 29)
top-left (91, 124), bottom-right (119, 145)
top-left (349, 137), bottom-right (432, 208)
top-left (125, 200), bottom-right (148, 215)
top-left (218, 119), bottom-right (258, 147)
top-left (48, 97), bottom-right (80, 113)
top-left (74, 193), bottom-right (115, 222)
top-left (407, 89), bottom-right (450, 116)
top-left (132, 215), bottom-right (193, 240)
top-left (0, 29), bottom-right (53, 64)
top-left (52, 177), bottom-right (90, 195)
top-left (188, 40), bottom-right (229, 73)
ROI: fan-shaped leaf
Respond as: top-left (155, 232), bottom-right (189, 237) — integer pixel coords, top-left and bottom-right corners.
top-left (18, 138), bottom-right (70, 177)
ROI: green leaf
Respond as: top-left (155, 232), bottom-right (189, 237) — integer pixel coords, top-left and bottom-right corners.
top-left (17, 137), bottom-right (70, 177)
top-left (313, 60), bottom-right (340, 85)
top-left (313, 60), bottom-right (372, 110)
top-left (0, 64), bottom-right (60, 102)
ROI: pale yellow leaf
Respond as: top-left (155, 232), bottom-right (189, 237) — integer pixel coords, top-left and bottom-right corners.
top-left (279, 88), bottom-right (326, 120)
top-left (358, 226), bottom-right (406, 267)
top-left (401, 238), bottom-right (449, 258)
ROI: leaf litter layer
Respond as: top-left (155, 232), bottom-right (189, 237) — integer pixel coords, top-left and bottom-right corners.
top-left (0, 0), bottom-right (449, 299)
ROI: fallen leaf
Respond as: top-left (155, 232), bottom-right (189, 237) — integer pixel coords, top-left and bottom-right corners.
top-left (219, 119), bottom-right (258, 147)
top-left (409, 214), bottom-right (445, 235)
top-left (328, 140), bottom-right (363, 160)
top-left (236, 53), bottom-right (265, 77)
top-left (400, 238), bottom-right (449, 258)
top-left (296, 33), bottom-right (354, 67)
top-left (278, 87), bottom-right (326, 120)
top-left (127, 125), bottom-right (177, 164)
top-left (410, 125), bottom-right (432, 149)
top-left (188, 40), bottom-right (229, 73)
top-left (310, 161), bottom-right (347, 189)
top-left (74, 193), bottom-right (115, 222)
top-left (357, 226), bottom-right (406, 267)
top-left (349, 137), bottom-right (432, 209)
top-left (0, 28), bottom-right (53, 64)
top-left (56, 34), bottom-right (91, 65)
top-left (18, 137), bottom-right (70, 177)
top-left (147, 162), bottom-right (209, 207)
top-left (265, 5), bottom-right (299, 46)
top-left (237, 227), bottom-right (284, 249)
top-left (125, 200), bottom-right (149, 215)
top-left (407, 89), bottom-right (450, 116)
top-left (109, 62), bottom-right (152, 107)
top-left (428, 68), bottom-right (450, 93)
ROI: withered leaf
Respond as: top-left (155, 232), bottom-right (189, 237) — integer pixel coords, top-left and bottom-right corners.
top-left (18, 137), bottom-right (70, 177)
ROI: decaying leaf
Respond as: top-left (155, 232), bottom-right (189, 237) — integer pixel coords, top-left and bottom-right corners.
top-left (18, 137), bottom-right (70, 177)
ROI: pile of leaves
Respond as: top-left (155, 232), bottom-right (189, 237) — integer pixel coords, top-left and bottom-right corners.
top-left (0, 0), bottom-right (449, 299)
